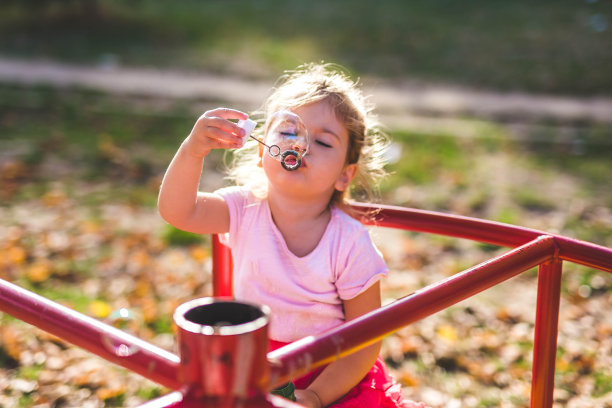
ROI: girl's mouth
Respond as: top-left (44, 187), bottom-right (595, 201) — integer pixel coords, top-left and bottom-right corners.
top-left (280, 150), bottom-right (302, 171)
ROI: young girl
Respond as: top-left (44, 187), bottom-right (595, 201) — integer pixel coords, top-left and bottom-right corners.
top-left (158, 63), bottom-right (427, 408)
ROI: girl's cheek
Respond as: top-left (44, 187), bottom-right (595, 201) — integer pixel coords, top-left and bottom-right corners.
top-left (261, 155), bottom-right (277, 170)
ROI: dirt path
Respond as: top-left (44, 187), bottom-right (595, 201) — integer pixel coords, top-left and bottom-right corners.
top-left (2, 56), bottom-right (612, 125)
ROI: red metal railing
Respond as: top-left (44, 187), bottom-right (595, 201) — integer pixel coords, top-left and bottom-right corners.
top-left (1, 203), bottom-right (611, 408)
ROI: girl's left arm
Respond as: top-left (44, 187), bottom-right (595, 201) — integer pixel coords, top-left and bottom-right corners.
top-left (294, 281), bottom-right (382, 408)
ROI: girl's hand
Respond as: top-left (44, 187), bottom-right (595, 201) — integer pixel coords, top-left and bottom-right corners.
top-left (183, 107), bottom-right (248, 158)
top-left (294, 389), bottom-right (323, 408)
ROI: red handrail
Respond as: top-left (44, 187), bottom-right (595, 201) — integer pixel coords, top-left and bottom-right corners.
top-left (0, 279), bottom-right (181, 390)
top-left (267, 236), bottom-right (557, 385)
top-left (353, 203), bottom-right (612, 272)
top-left (210, 203), bottom-right (612, 408)
top-left (1, 203), bottom-right (611, 408)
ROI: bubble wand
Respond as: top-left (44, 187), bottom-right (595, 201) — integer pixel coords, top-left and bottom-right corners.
top-left (237, 112), bottom-right (309, 171)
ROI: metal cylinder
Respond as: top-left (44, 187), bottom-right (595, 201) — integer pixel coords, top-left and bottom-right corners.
top-left (174, 298), bottom-right (271, 406)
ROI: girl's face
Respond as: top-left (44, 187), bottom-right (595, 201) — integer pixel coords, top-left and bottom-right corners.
top-left (261, 100), bottom-right (357, 201)
top-left (264, 111), bottom-right (310, 171)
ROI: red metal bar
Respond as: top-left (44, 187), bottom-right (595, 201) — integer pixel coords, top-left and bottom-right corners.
top-left (268, 236), bottom-right (557, 386)
top-left (352, 203), bottom-right (543, 247)
top-left (138, 393), bottom-right (305, 408)
top-left (555, 235), bottom-right (612, 273)
top-left (352, 203), bottom-right (612, 272)
top-left (2, 201), bottom-right (609, 408)
top-left (137, 391), bottom-right (184, 408)
top-left (0, 278), bottom-right (182, 390)
top-left (212, 234), bottom-right (233, 297)
top-left (530, 258), bottom-right (563, 408)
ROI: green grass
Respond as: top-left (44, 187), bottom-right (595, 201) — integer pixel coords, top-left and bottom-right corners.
top-left (522, 124), bottom-right (612, 189)
top-left (18, 394), bottom-right (35, 408)
top-left (160, 224), bottom-right (205, 247)
top-left (383, 130), bottom-right (469, 187)
top-left (0, 84), bottom-right (192, 152)
top-left (17, 364), bottom-right (44, 381)
top-left (594, 371), bottom-right (612, 397)
top-left (17, 280), bottom-right (100, 314)
top-left (3, 83), bottom-right (611, 216)
top-left (0, 85), bottom-right (233, 188)
top-left (512, 187), bottom-right (557, 212)
top-left (1, 1), bottom-right (611, 94)
top-left (136, 387), bottom-right (164, 402)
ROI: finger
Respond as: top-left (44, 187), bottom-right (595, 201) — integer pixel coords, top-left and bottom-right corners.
top-left (202, 117), bottom-right (245, 139)
top-left (203, 107), bottom-right (248, 121)
top-left (205, 126), bottom-right (244, 147)
top-left (209, 138), bottom-right (241, 150)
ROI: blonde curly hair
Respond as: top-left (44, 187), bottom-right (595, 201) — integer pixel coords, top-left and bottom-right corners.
top-left (227, 62), bottom-right (389, 211)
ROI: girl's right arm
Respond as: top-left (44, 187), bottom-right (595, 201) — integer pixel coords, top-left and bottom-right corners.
top-left (158, 108), bottom-right (248, 234)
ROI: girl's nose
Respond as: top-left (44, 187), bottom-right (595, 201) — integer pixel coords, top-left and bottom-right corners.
top-left (292, 145), bottom-right (307, 156)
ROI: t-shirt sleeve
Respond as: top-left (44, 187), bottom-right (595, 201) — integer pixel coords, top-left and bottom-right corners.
top-left (213, 186), bottom-right (249, 249)
top-left (335, 227), bottom-right (388, 300)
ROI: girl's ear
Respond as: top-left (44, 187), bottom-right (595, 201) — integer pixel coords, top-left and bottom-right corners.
top-left (334, 163), bottom-right (358, 192)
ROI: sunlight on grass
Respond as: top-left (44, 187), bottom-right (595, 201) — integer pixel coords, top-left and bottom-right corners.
top-left (1, 1), bottom-right (611, 93)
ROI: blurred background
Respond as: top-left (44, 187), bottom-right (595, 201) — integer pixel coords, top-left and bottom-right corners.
top-left (1, 1), bottom-right (611, 407)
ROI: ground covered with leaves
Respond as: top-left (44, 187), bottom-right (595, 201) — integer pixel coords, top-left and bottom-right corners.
top-left (1, 87), bottom-right (611, 407)
top-left (0, 165), bottom-right (610, 407)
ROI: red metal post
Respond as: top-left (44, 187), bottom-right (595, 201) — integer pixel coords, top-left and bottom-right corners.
top-left (0, 278), bottom-right (181, 390)
top-left (268, 236), bottom-right (557, 386)
top-left (174, 298), bottom-right (270, 404)
top-left (137, 298), bottom-right (306, 408)
top-left (530, 258), bottom-right (563, 408)
top-left (212, 234), bottom-right (233, 297)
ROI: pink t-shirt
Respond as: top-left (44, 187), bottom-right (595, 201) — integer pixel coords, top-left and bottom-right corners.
top-left (216, 186), bottom-right (388, 342)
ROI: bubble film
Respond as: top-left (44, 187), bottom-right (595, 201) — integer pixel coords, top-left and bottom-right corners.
top-left (263, 111), bottom-right (310, 171)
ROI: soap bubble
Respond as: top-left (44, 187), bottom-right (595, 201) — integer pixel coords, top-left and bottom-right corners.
top-left (264, 111), bottom-right (310, 171)
top-left (102, 308), bottom-right (140, 357)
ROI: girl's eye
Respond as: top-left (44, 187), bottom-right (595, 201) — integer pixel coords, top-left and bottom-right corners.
top-left (315, 140), bottom-right (332, 148)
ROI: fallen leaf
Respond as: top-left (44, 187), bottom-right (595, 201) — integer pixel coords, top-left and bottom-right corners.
top-left (436, 325), bottom-right (458, 343)
top-left (42, 190), bottom-right (67, 207)
top-left (89, 300), bottom-right (112, 319)
top-left (7, 245), bottom-right (27, 264)
top-left (26, 260), bottom-right (52, 283)
top-left (189, 246), bottom-right (209, 262)
top-left (96, 384), bottom-right (127, 401)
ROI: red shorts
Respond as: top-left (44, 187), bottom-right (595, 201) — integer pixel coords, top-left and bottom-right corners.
top-left (269, 340), bottom-right (429, 408)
